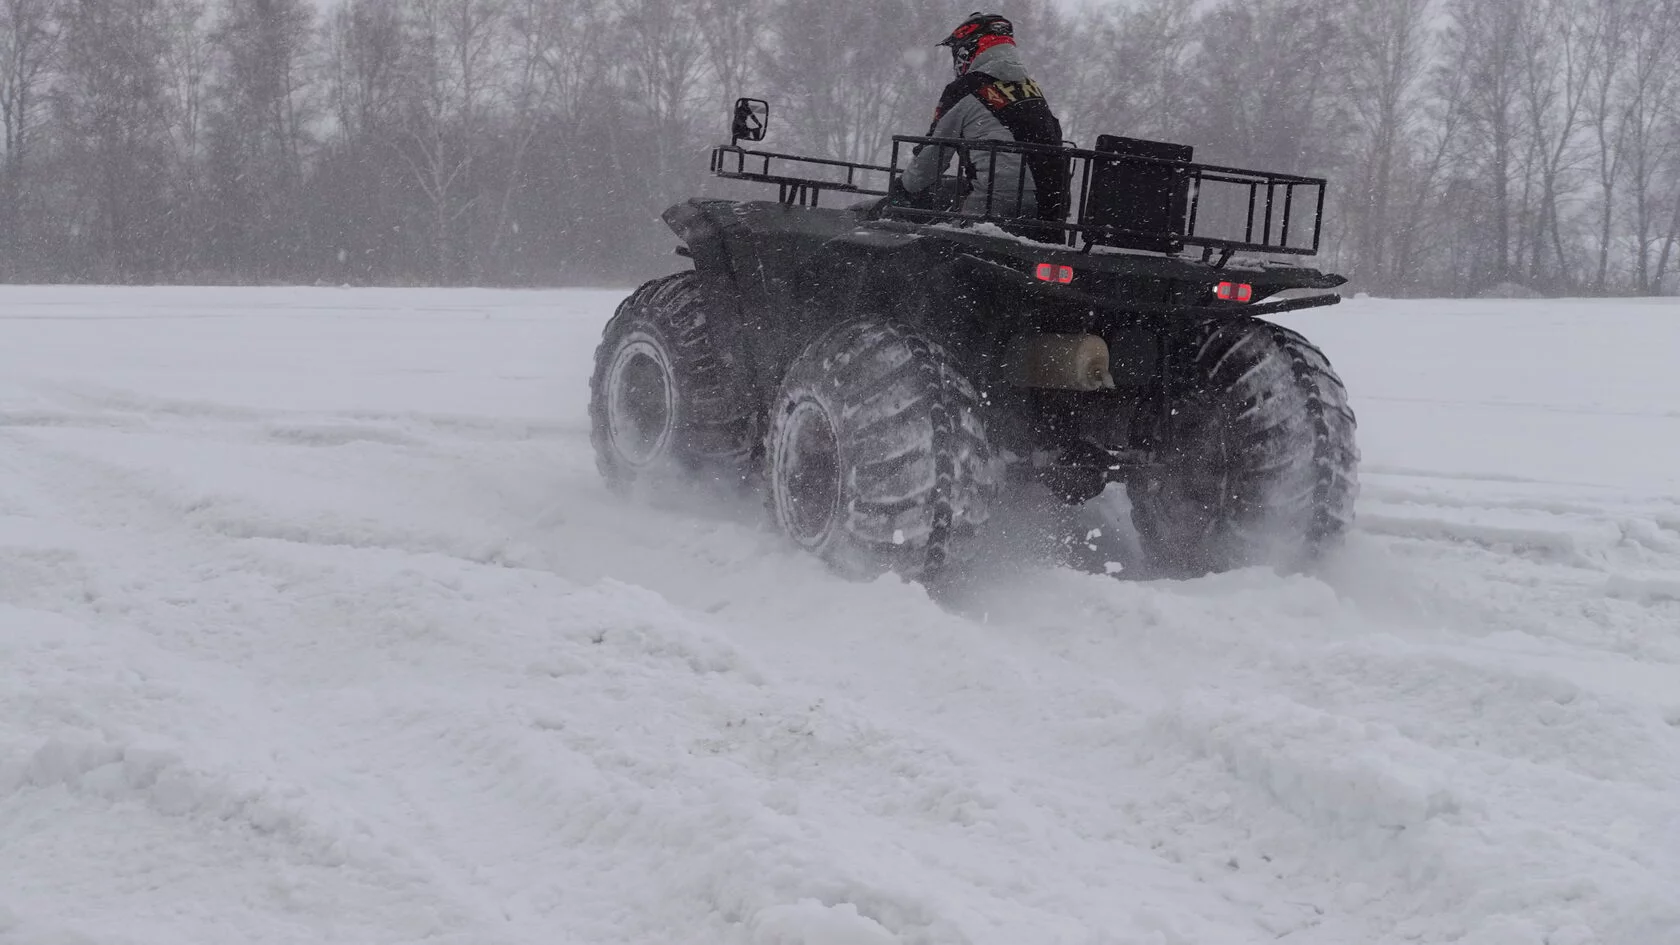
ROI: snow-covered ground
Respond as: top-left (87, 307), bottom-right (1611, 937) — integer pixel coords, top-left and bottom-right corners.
top-left (2, 285), bottom-right (1677, 945)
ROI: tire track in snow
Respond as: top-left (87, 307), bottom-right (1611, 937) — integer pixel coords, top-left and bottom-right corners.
top-left (1341, 469), bottom-right (1680, 663)
top-left (26, 411), bottom-right (1674, 945)
top-left (5, 290), bottom-right (1680, 945)
top-left (4, 396), bottom-right (1385, 945)
top-left (964, 561), bottom-right (1680, 943)
top-left (13, 379), bottom-right (580, 444)
top-left (0, 607), bottom-right (533, 945)
top-left (2, 419), bottom-right (1268, 943)
top-left (1, 420), bottom-right (619, 943)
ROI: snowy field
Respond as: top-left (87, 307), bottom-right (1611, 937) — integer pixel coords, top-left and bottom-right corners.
top-left (2, 284), bottom-right (1678, 945)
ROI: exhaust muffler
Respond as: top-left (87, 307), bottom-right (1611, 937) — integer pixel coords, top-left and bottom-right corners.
top-left (1004, 333), bottom-right (1116, 392)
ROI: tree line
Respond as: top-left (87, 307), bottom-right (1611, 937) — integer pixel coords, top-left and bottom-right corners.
top-left (2, 0), bottom-right (1679, 296)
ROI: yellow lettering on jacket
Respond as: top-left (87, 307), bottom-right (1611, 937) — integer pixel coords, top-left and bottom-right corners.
top-left (979, 78), bottom-right (1045, 110)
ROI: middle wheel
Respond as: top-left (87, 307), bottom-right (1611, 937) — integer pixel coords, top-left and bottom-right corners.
top-left (765, 319), bottom-right (997, 582)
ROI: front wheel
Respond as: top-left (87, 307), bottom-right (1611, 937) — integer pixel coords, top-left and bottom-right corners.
top-left (1130, 317), bottom-right (1359, 577)
top-left (588, 271), bottom-right (757, 495)
top-left (765, 319), bottom-right (997, 583)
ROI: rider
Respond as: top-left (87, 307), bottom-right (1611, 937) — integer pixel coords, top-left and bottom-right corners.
top-left (898, 12), bottom-right (1069, 228)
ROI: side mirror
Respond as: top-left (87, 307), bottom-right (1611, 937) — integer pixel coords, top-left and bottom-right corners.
top-left (731, 98), bottom-right (769, 143)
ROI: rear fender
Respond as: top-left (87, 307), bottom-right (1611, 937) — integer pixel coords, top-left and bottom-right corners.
top-left (821, 241), bottom-right (1055, 376)
top-left (804, 226), bottom-right (947, 313)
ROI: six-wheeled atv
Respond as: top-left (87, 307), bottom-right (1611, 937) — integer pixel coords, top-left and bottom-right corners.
top-left (589, 98), bottom-right (1358, 582)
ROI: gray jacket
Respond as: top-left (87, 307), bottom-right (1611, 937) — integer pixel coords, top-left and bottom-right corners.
top-left (901, 43), bottom-right (1041, 217)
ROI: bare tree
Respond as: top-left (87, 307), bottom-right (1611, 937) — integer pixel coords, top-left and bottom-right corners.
top-left (694, 0), bottom-right (764, 122)
top-left (149, 0), bottom-right (215, 273)
top-left (1651, 77), bottom-right (1680, 291)
top-left (0, 0), bottom-right (52, 183)
top-left (310, 0), bottom-right (409, 281)
top-left (1513, 0), bottom-right (1597, 289)
top-left (396, 0), bottom-right (506, 282)
top-left (1061, 0), bottom-right (1196, 144)
top-left (158, 0), bottom-right (212, 170)
top-left (475, 0), bottom-right (553, 272)
top-left (1441, 0), bottom-right (1526, 285)
top-left (326, 0), bottom-right (404, 142)
top-left (53, 0), bottom-right (177, 280)
top-left (1617, 0), bottom-right (1680, 292)
top-left (202, 0), bottom-right (318, 278)
top-left (762, 0), bottom-right (951, 166)
top-left (1337, 0), bottom-right (1435, 292)
top-left (1187, 0), bottom-right (1346, 173)
top-left (1583, 0), bottom-right (1631, 291)
top-left (614, 0), bottom-right (708, 186)
top-left (0, 0), bottom-right (53, 276)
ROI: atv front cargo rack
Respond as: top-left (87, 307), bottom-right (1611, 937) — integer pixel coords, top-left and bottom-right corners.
top-left (710, 133), bottom-right (1328, 259)
top-left (711, 145), bottom-right (891, 207)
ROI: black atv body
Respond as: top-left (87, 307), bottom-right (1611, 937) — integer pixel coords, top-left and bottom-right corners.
top-left (589, 99), bottom-right (1359, 582)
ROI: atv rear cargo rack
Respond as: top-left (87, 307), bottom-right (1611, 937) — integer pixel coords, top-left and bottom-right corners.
top-left (885, 134), bottom-right (1329, 258)
top-left (709, 132), bottom-right (1328, 260)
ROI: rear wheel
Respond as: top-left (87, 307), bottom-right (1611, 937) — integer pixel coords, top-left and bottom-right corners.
top-left (766, 319), bottom-right (996, 583)
top-left (1130, 317), bottom-right (1359, 577)
top-left (588, 271), bottom-right (756, 493)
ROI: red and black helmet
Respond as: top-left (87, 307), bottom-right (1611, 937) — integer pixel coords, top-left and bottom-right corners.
top-left (937, 12), bottom-right (1015, 76)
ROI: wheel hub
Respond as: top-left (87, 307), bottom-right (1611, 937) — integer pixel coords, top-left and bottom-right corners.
top-left (606, 337), bottom-right (675, 468)
top-left (780, 400), bottom-right (841, 547)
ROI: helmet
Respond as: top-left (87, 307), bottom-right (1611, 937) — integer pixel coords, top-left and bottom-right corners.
top-left (937, 12), bottom-right (1015, 76)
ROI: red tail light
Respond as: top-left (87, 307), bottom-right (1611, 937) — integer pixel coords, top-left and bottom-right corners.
top-left (1035, 263), bottom-right (1074, 284)
top-left (1215, 281), bottom-right (1253, 302)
